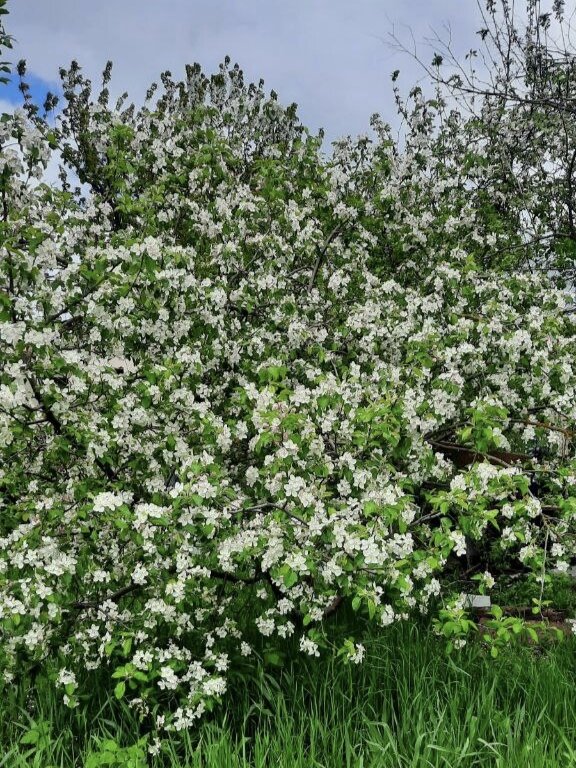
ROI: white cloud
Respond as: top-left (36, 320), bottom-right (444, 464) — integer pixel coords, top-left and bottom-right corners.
top-left (6, 0), bottom-right (480, 141)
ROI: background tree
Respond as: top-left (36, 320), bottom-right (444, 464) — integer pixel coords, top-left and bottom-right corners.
top-left (0, 0), bottom-right (11, 86)
top-left (391, 0), bottom-right (576, 282)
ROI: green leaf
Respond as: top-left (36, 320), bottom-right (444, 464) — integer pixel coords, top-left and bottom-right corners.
top-left (263, 651), bottom-right (284, 667)
top-left (111, 666), bottom-right (126, 679)
top-left (367, 599), bottom-right (376, 620)
top-left (19, 729), bottom-right (40, 745)
top-left (114, 681), bottom-right (126, 699)
top-left (283, 568), bottom-right (298, 588)
top-left (490, 604), bottom-right (503, 620)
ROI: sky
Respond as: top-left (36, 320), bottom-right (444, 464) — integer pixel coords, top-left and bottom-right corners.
top-left (3, 1), bottom-right (482, 143)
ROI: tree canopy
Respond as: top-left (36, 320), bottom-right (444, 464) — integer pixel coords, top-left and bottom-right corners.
top-left (2, 0), bottom-right (576, 735)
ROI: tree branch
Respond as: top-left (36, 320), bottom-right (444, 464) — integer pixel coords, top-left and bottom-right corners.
top-left (308, 224), bottom-right (345, 291)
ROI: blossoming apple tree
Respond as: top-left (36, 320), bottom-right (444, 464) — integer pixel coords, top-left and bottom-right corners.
top-left (2, 47), bottom-right (576, 732)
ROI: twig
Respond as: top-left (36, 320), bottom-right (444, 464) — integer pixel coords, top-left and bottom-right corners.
top-left (308, 224), bottom-right (344, 291)
top-left (72, 582), bottom-right (140, 610)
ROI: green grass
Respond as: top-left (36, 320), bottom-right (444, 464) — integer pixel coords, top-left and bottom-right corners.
top-left (2, 621), bottom-right (576, 766)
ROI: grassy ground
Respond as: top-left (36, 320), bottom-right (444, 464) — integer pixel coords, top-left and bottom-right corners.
top-left (2, 620), bottom-right (576, 767)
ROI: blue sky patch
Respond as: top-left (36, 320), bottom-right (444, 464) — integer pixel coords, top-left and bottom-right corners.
top-left (1, 70), bottom-right (60, 109)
